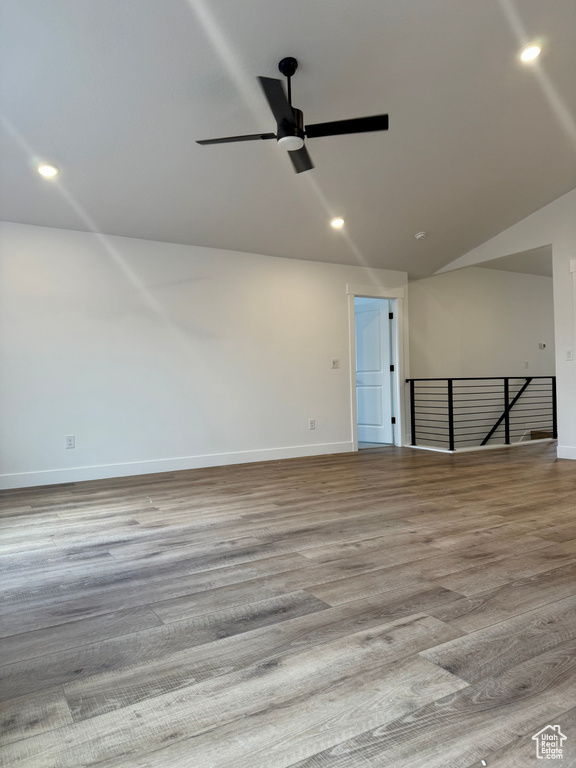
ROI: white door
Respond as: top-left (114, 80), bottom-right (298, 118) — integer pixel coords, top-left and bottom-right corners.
top-left (355, 298), bottom-right (394, 444)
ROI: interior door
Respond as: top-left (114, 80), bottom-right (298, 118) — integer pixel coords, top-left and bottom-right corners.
top-left (355, 298), bottom-right (393, 444)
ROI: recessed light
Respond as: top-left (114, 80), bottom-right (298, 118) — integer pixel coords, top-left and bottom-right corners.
top-left (519, 43), bottom-right (541, 62)
top-left (37, 163), bottom-right (59, 178)
top-left (330, 217), bottom-right (345, 229)
top-left (414, 231), bottom-right (427, 240)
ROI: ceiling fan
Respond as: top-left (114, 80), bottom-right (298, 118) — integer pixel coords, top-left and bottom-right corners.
top-left (196, 57), bottom-right (389, 173)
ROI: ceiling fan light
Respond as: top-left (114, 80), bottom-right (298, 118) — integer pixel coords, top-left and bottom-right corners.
top-left (277, 135), bottom-right (305, 152)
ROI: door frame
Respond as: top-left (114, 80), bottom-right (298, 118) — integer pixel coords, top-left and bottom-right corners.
top-left (347, 284), bottom-right (407, 450)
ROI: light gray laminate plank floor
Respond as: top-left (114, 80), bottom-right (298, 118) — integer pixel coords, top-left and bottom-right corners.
top-left (1, 442), bottom-right (575, 767)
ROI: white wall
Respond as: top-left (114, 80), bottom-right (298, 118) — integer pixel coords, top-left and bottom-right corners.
top-left (438, 188), bottom-right (576, 459)
top-left (0, 222), bottom-right (406, 488)
top-left (409, 267), bottom-right (556, 378)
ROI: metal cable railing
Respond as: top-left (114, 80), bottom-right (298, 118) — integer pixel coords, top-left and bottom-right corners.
top-left (406, 376), bottom-right (557, 451)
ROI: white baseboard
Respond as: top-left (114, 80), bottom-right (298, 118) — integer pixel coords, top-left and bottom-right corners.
top-left (0, 442), bottom-right (354, 490)
top-left (557, 445), bottom-right (576, 460)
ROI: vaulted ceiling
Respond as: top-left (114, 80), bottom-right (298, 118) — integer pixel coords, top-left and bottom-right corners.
top-left (1, 0), bottom-right (575, 277)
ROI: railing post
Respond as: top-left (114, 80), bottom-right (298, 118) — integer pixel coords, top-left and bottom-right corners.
top-left (409, 380), bottom-right (417, 446)
top-left (552, 376), bottom-right (558, 439)
top-left (448, 379), bottom-right (455, 451)
top-left (504, 378), bottom-right (510, 444)
top-left (481, 377), bottom-right (531, 446)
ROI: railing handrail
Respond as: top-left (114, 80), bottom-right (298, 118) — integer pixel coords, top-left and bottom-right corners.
top-left (406, 376), bottom-right (555, 382)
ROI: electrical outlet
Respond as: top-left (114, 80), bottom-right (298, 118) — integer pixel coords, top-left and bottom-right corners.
top-left (308, 419), bottom-right (316, 430)
top-left (524, 360), bottom-right (529, 369)
top-left (65, 435), bottom-right (75, 449)
top-left (331, 359), bottom-right (340, 369)
top-left (567, 349), bottom-right (574, 362)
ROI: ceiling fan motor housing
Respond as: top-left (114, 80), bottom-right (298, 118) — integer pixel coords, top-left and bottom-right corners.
top-left (277, 107), bottom-right (305, 149)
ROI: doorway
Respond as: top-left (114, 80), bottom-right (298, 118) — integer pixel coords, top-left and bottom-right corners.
top-left (354, 297), bottom-right (395, 447)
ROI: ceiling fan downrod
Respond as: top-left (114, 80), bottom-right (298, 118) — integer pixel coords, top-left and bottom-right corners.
top-left (278, 56), bottom-right (298, 106)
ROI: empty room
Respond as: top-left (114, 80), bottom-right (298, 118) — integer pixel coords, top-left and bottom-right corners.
top-left (2, 1), bottom-right (576, 766)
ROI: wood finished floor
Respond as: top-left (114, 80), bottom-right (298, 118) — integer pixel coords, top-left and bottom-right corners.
top-left (1, 443), bottom-right (576, 767)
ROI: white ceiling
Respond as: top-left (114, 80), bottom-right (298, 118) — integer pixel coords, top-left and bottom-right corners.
top-left (1, 0), bottom-right (575, 278)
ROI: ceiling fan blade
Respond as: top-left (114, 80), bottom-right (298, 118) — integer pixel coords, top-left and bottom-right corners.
top-left (305, 114), bottom-right (389, 139)
top-left (258, 76), bottom-right (295, 126)
top-left (288, 145), bottom-right (314, 174)
top-left (197, 132), bottom-right (276, 145)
